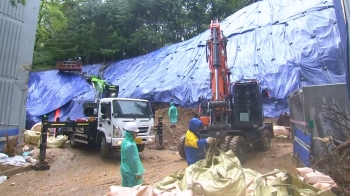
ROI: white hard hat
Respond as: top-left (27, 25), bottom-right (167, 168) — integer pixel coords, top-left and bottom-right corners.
top-left (123, 122), bottom-right (139, 132)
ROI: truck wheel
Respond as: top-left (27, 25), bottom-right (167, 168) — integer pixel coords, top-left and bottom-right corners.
top-left (252, 129), bottom-right (271, 151)
top-left (100, 136), bottom-right (109, 159)
top-left (137, 144), bottom-right (145, 152)
top-left (229, 136), bottom-right (247, 164)
top-left (70, 133), bottom-right (79, 148)
top-left (178, 135), bottom-right (186, 159)
top-left (220, 136), bottom-right (233, 152)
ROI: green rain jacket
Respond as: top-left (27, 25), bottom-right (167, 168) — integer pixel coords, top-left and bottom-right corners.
top-left (120, 131), bottom-right (145, 187)
top-left (168, 102), bottom-right (178, 123)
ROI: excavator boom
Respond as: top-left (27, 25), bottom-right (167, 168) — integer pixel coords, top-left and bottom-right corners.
top-left (199, 19), bottom-right (232, 142)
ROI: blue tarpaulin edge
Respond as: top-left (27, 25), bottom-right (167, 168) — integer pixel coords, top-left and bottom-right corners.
top-left (334, 0), bottom-right (349, 98)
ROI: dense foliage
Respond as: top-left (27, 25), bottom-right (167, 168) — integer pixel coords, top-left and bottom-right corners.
top-left (17, 0), bottom-right (252, 70)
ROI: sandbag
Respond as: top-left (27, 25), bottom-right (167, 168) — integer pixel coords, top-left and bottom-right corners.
top-left (104, 185), bottom-right (194, 196)
top-left (293, 168), bottom-right (336, 192)
top-left (273, 125), bottom-right (290, 138)
top-left (252, 170), bottom-right (291, 196)
top-left (24, 130), bottom-right (41, 145)
top-left (151, 145), bottom-right (337, 196)
top-left (24, 130), bottom-right (32, 143)
top-left (47, 135), bottom-right (67, 148)
top-left (31, 123), bottom-right (42, 132)
top-left (153, 147), bottom-right (247, 196)
top-left (30, 122), bottom-right (54, 135)
top-left (252, 170), bottom-right (336, 196)
top-left (37, 135), bottom-right (67, 148)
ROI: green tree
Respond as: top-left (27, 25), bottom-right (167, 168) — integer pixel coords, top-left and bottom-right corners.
top-left (31, 0), bottom-right (250, 70)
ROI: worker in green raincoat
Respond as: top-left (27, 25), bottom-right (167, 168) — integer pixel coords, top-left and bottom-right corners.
top-left (120, 122), bottom-right (145, 187)
top-left (168, 102), bottom-right (178, 128)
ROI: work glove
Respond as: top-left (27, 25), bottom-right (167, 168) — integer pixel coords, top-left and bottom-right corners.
top-left (206, 137), bottom-right (215, 144)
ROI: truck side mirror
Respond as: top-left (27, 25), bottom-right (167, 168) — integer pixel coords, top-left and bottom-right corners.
top-left (101, 114), bottom-right (107, 119)
top-left (261, 89), bottom-right (270, 98)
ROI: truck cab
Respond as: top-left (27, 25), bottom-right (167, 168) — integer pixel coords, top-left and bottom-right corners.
top-left (98, 98), bottom-right (155, 157)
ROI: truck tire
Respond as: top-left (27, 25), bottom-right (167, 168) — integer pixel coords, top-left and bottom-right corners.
top-left (220, 136), bottom-right (234, 152)
top-left (137, 144), bottom-right (145, 152)
top-left (100, 136), bottom-right (109, 159)
top-left (70, 133), bottom-right (79, 148)
top-left (178, 135), bottom-right (186, 159)
top-left (252, 129), bottom-right (271, 151)
top-left (229, 136), bottom-right (247, 164)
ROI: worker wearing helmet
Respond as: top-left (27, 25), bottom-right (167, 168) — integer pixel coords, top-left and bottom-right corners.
top-left (120, 122), bottom-right (145, 187)
top-left (184, 118), bottom-right (215, 166)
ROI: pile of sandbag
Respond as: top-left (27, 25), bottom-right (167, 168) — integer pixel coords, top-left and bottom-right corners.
top-left (24, 122), bottom-right (43, 145)
top-left (105, 146), bottom-right (337, 196)
top-left (245, 169), bottom-right (336, 196)
top-left (153, 149), bottom-right (247, 196)
top-left (24, 123), bottom-right (67, 148)
top-left (293, 167), bottom-right (336, 191)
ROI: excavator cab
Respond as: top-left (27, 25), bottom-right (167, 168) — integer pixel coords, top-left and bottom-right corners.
top-left (232, 80), bottom-right (268, 128)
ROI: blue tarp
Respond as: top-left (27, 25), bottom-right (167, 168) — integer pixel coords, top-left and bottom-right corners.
top-left (26, 0), bottom-right (346, 128)
top-left (333, 0), bottom-right (349, 98)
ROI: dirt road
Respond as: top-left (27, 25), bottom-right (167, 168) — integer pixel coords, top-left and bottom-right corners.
top-left (0, 145), bottom-right (187, 196)
top-left (0, 138), bottom-right (295, 196)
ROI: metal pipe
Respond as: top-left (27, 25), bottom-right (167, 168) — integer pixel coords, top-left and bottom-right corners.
top-left (39, 116), bottom-right (48, 162)
top-left (157, 116), bottom-right (163, 145)
top-left (215, 69), bottom-right (219, 100)
top-left (212, 26), bottom-right (220, 101)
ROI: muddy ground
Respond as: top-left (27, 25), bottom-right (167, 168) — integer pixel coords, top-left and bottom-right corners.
top-left (0, 107), bottom-right (295, 195)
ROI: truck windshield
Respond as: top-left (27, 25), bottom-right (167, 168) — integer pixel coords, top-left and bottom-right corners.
top-left (112, 100), bottom-right (152, 118)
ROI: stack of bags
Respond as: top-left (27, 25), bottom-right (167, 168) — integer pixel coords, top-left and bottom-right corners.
top-left (24, 123), bottom-right (67, 148)
top-left (104, 149), bottom-right (338, 196)
top-left (24, 123), bottom-right (42, 146)
top-left (293, 167), bottom-right (336, 191)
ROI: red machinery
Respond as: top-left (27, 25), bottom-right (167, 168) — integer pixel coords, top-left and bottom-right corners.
top-left (56, 60), bottom-right (82, 72)
top-left (179, 19), bottom-right (272, 164)
top-left (199, 19), bottom-right (232, 138)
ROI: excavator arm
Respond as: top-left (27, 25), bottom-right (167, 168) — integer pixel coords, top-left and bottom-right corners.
top-left (199, 19), bottom-right (232, 142)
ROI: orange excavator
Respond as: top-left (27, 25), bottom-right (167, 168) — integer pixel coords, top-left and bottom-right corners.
top-left (200, 19), bottom-right (232, 137)
top-left (179, 19), bottom-right (273, 163)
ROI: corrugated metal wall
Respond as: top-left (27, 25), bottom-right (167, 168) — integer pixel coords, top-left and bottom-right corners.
top-left (288, 83), bottom-right (350, 166)
top-left (0, 0), bottom-right (40, 150)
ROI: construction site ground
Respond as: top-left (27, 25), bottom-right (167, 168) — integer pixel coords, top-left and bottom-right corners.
top-left (0, 107), bottom-right (296, 196)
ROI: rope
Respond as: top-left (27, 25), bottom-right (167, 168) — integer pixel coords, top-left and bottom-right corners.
top-left (204, 140), bottom-right (217, 167)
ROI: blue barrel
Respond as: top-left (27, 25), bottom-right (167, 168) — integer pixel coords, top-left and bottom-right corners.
top-left (0, 128), bottom-right (19, 152)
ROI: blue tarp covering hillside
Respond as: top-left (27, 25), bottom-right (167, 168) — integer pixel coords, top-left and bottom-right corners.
top-left (26, 0), bottom-right (346, 128)
top-left (333, 0), bottom-right (349, 98)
